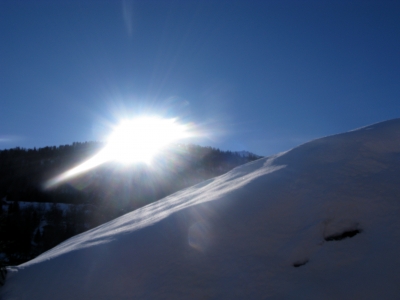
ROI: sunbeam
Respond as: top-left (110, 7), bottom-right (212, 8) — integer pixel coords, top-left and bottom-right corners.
top-left (45, 117), bottom-right (192, 188)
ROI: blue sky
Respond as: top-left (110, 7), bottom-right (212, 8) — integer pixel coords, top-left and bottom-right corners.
top-left (1, 0), bottom-right (399, 156)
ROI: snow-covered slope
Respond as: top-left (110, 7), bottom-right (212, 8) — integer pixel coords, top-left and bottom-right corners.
top-left (2, 119), bottom-right (400, 299)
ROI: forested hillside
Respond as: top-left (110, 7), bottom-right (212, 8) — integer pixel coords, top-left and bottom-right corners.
top-left (0, 142), bottom-right (260, 266)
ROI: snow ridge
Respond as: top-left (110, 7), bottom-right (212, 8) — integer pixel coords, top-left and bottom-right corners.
top-left (2, 118), bottom-right (400, 299)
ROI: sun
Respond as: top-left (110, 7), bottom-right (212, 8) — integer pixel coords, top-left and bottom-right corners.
top-left (44, 117), bottom-right (191, 188)
top-left (103, 117), bottom-right (189, 164)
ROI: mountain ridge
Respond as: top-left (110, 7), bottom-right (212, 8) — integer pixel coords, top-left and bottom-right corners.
top-left (2, 118), bottom-right (400, 299)
top-left (0, 143), bottom-right (261, 266)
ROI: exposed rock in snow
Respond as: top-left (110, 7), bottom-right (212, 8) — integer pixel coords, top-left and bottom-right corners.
top-left (2, 118), bottom-right (400, 299)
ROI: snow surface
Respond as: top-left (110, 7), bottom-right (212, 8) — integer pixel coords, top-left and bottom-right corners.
top-left (2, 119), bottom-right (400, 299)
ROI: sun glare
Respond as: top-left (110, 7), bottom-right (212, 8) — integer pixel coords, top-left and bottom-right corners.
top-left (103, 117), bottom-right (189, 164)
top-left (45, 117), bottom-right (191, 188)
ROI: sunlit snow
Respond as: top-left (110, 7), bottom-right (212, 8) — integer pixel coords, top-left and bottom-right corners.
top-left (2, 119), bottom-right (400, 299)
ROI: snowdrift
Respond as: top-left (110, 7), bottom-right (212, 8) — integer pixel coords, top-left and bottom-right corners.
top-left (2, 119), bottom-right (400, 299)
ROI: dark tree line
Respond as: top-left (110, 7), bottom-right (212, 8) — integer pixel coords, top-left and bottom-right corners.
top-left (0, 142), bottom-right (261, 266)
top-left (0, 201), bottom-right (89, 266)
top-left (0, 142), bottom-right (101, 204)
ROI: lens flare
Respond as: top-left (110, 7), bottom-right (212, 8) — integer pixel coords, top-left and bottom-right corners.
top-left (45, 117), bottom-right (192, 188)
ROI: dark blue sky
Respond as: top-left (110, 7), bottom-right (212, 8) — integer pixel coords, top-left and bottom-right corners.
top-left (1, 0), bottom-right (399, 156)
